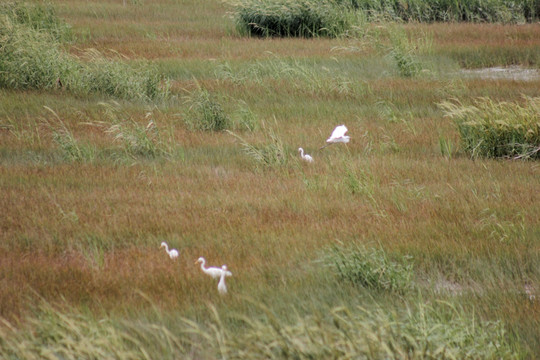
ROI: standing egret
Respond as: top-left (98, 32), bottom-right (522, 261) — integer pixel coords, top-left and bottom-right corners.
top-left (320, 125), bottom-right (350, 149)
top-left (298, 147), bottom-right (314, 163)
top-left (160, 242), bottom-right (179, 260)
top-left (218, 265), bottom-right (228, 295)
top-left (196, 257), bottom-right (232, 279)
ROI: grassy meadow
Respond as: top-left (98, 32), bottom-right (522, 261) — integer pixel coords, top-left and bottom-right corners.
top-left (1, 0), bottom-right (539, 358)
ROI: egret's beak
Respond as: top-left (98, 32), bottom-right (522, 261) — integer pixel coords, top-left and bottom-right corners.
top-left (194, 260), bottom-right (198, 264)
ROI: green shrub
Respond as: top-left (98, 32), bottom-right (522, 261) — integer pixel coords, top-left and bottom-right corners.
top-left (231, 0), bottom-right (361, 37)
top-left (325, 243), bottom-right (414, 292)
top-left (440, 97), bottom-right (540, 159)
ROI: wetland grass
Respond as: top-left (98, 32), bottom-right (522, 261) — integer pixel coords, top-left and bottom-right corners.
top-left (1, 0), bottom-right (539, 358)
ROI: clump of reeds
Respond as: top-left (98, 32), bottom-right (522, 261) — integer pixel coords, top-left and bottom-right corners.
top-left (227, 121), bottom-right (287, 168)
top-left (0, 1), bottom-right (72, 42)
top-left (101, 102), bottom-right (171, 159)
top-left (340, 0), bottom-right (537, 23)
top-left (0, 3), bottom-right (168, 101)
top-left (230, 0), bottom-right (361, 37)
top-left (440, 96), bottom-right (540, 159)
top-left (75, 49), bottom-right (168, 102)
top-left (325, 243), bottom-right (414, 292)
top-left (0, 15), bottom-right (78, 91)
top-left (183, 89), bottom-right (231, 131)
top-left (43, 107), bottom-right (96, 163)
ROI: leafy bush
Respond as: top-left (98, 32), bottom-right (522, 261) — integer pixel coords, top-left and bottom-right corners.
top-left (325, 243), bottom-right (414, 292)
top-left (231, 0), bottom-right (361, 37)
top-left (440, 97), bottom-right (540, 159)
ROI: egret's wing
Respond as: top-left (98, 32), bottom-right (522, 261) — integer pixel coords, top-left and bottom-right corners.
top-left (329, 125), bottom-right (347, 139)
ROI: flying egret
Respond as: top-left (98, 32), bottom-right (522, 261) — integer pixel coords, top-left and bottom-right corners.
top-left (298, 147), bottom-right (314, 163)
top-left (195, 257), bottom-right (233, 279)
top-left (320, 125), bottom-right (350, 149)
top-left (160, 242), bottom-right (179, 260)
top-left (218, 265), bottom-right (228, 295)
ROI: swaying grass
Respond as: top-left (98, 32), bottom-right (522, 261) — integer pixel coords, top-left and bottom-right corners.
top-left (183, 89), bottom-right (231, 131)
top-left (0, 302), bottom-right (185, 360)
top-left (186, 302), bottom-right (520, 359)
top-left (0, 4), bottom-right (168, 101)
top-left (230, 0), bottom-right (363, 37)
top-left (440, 96), bottom-right (540, 159)
top-left (227, 121), bottom-right (287, 168)
top-left (100, 102), bottom-right (173, 159)
top-left (0, 300), bottom-right (522, 360)
top-left (46, 110), bottom-right (96, 163)
top-left (341, 0), bottom-right (539, 23)
top-left (0, 1), bottom-right (72, 42)
top-left (215, 57), bottom-right (358, 95)
top-left (0, 16), bottom-right (77, 91)
top-left (325, 242), bottom-right (414, 293)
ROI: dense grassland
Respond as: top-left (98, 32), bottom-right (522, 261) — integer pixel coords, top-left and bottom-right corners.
top-left (1, 0), bottom-right (539, 358)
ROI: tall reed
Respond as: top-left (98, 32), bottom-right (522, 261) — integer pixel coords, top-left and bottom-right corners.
top-left (440, 96), bottom-right (540, 159)
top-left (231, 0), bottom-right (362, 37)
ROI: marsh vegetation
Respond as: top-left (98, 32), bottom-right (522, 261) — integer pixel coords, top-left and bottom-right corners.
top-left (0, 0), bottom-right (539, 358)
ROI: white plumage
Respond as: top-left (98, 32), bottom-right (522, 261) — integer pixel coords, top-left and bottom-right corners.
top-left (327, 125), bottom-right (350, 144)
top-left (217, 265), bottom-right (228, 295)
top-left (160, 242), bottom-right (179, 260)
top-left (196, 257), bottom-right (233, 279)
top-left (298, 147), bottom-right (314, 163)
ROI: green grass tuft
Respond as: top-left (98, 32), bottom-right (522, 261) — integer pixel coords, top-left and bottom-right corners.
top-left (325, 243), bottom-right (414, 293)
top-left (183, 89), bottom-right (231, 131)
top-left (440, 96), bottom-right (540, 159)
top-left (231, 0), bottom-right (362, 37)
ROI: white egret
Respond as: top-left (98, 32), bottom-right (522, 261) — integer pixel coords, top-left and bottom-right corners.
top-left (218, 265), bottom-right (228, 295)
top-left (160, 242), bottom-right (179, 260)
top-left (195, 257), bottom-right (232, 279)
top-left (298, 147), bottom-right (314, 163)
top-left (320, 125), bottom-right (350, 149)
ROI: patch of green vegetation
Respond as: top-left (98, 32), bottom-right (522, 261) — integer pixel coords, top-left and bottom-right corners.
top-left (440, 96), bottom-right (540, 159)
top-left (340, 0), bottom-right (539, 23)
top-left (231, 0), bottom-right (362, 37)
top-left (0, 3), bottom-right (168, 101)
top-left (183, 89), bottom-right (231, 131)
top-left (325, 243), bottom-right (414, 292)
